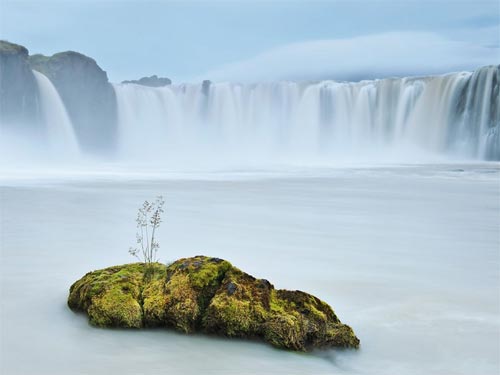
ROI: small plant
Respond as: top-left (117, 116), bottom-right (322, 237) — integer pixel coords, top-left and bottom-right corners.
top-left (129, 196), bottom-right (165, 266)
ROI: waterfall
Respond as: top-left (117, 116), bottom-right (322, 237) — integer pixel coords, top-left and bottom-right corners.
top-left (33, 70), bottom-right (80, 155)
top-left (113, 65), bottom-right (499, 164)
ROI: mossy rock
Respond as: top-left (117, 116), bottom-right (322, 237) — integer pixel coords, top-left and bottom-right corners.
top-left (68, 256), bottom-right (359, 351)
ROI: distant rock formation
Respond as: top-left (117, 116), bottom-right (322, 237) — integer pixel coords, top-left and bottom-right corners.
top-left (29, 51), bottom-right (117, 153)
top-left (201, 80), bottom-right (211, 96)
top-left (122, 75), bottom-right (172, 87)
top-left (68, 256), bottom-right (360, 351)
top-left (0, 40), bottom-right (41, 130)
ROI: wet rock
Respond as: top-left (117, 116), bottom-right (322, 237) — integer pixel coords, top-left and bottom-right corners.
top-left (29, 50), bottom-right (117, 153)
top-left (258, 279), bottom-right (272, 289)
top-left (0, 40), bottom-right (41, 130)
top-left (202, 80), bottom-right (211, 96)
top-left (226, 282), bottom-right (237, 295)
top-left (68, 256), bottom-right (359, 351)
top-left (209, 257), bottom-right (224, 264)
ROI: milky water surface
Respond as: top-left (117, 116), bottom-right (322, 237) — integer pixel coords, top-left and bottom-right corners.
top-left (1, 165), bottom-right (499, 375)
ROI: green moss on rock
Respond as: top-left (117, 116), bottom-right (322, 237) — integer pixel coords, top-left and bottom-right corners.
top-left (68, 256), bottom-right (359, 351)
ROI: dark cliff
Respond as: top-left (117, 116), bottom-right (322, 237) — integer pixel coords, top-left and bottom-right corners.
top-left (0, 40), bottom-right (41, 131)
top-left (29, 51), bottom-right (117, 153)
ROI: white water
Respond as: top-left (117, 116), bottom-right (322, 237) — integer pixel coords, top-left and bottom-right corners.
top-left (32, 70), bottom-right (80, 156)
top-left (1, 66), bottom-right (499, 375)
top-left (114, 66), bottom-right (499, 164)
top-left (1, 165), bottom-right (499, 374)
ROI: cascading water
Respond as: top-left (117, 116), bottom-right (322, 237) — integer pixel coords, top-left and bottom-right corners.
top-left (33, 70), bottom-right (80, 156)
top-left (113, 65), bottom-right (499, 164)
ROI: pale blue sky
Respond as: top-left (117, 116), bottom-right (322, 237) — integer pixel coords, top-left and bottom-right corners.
top-left (0, 0), bottom-right (498, 82)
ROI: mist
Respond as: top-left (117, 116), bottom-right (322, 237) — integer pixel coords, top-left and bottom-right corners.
top-left (1, 64), bottom-right (498, 177)
top-left (1, 2), bottom-right (499, 375)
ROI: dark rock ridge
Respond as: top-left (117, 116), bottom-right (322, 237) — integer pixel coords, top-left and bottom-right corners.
top-left (29, 51), bottom-right (117, 153)
top-left (68, 256), bottom-right (360, 351)
top-left (0, 40), bottom-right (41, 131)
top-left (122, 75), bottom-right (172, 87)
top-left (201, 79), bottom-right (211, 96)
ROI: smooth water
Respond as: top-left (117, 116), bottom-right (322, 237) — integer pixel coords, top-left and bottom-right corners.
top-left (1, 165), bottom-right (499, 374)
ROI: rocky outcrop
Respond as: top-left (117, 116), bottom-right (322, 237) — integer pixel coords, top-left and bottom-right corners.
top-left (122, 75), bottom-right (172, 87)
top-left (29, 51), bottom-right (117, 153)
top-left (201, 80), bottom-right (211, 96)
top-left (68, 256), bottom-right (359, 351)
top-left (0, 40), bottom-right (41, 130)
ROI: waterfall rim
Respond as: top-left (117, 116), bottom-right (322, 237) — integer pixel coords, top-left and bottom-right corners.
top-left (112, 64), bottom-right (498, 87)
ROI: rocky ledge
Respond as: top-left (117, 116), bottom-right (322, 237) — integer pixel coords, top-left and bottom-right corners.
top-left (122, 75), bottom-right (172, 87)
top-left (68, 256), bottom-right (359, 351)
top-left (0, 40), bottom-right (40, 127)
